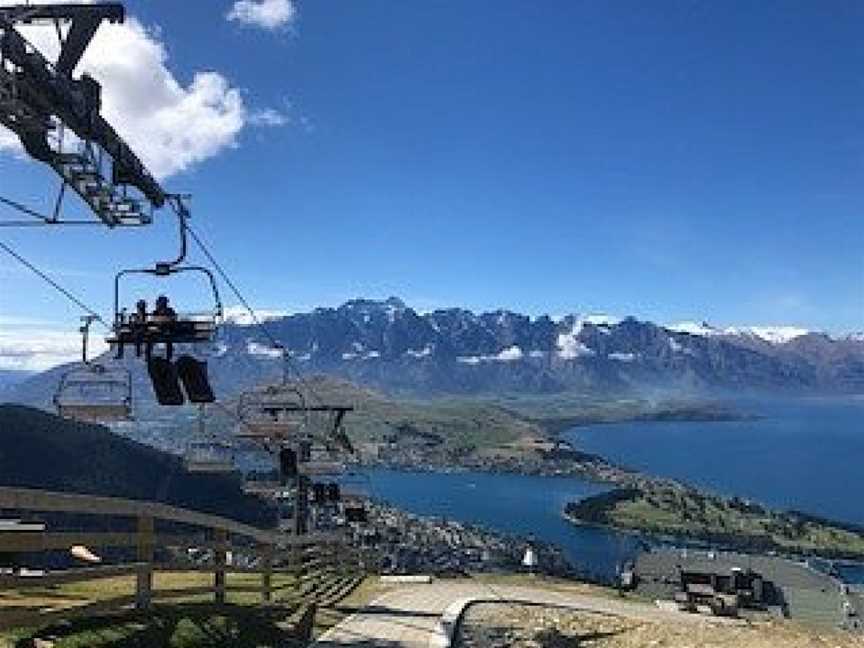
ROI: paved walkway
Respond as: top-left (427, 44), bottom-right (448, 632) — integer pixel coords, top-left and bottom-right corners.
top-left (313, 581), bottom-right (728, 647)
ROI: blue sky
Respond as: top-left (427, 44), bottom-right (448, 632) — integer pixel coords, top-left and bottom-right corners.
top-left (1, 0), bottom-right (862, 362)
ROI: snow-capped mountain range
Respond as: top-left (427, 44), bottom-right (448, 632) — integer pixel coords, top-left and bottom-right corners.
top-left (6, 297), bottom-right (864, 401)
top-left (667, 321), bottom-right (813, 345)
top-left (210, 298), bottom-right (864, 394)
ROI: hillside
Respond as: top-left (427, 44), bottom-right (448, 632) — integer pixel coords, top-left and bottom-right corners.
top-left (0, 405), bottom-right (273, 527)
top-left (565, 484), bottom-right (864, 559)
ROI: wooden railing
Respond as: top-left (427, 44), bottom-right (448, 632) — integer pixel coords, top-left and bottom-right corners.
top-left (0, 486), bottom-right (358, 632)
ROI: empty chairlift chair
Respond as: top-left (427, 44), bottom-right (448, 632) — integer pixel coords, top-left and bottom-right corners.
top-left (184, 405), bottom-right (234, 474)
top-left (234, 388), bottom-right (307, 440)
top-left (54, 365), bottom-right (132, 423)
top-left (185, 441), bottom-right (234, 474)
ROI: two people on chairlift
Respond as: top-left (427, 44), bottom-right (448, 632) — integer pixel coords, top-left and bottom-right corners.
top-left (127, 295), bottom-right (177, 324)
top-left (117, 294), bottom-right (178, 359)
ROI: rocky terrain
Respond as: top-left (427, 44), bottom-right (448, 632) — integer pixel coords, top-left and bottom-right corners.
top-left (455, 601), bottom-right (864, 648)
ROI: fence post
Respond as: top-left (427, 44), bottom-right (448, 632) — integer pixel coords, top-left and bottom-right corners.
top-left (261, 543), bottom-right (273, 604)
top-left (214, 527), bottom-right (227, 605)
top-left (135, 514), bottom-right (154, 610)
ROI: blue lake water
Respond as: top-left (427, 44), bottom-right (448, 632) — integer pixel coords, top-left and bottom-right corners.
top-left (360, 468), bottom-right (640, 581)
top-left (358, 397), bottom-right (864, 582)
top-left (568, 397), bottom-right (864, 525)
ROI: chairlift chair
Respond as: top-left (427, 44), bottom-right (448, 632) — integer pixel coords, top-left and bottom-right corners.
top-left (53, 315), bottom-right (132, 423)
top-left (184, 441), bottom-right (235, 474)
top-left (54, 364), bottom-right (132, 423)
top-left (108, 264), bottom-right (223, 356)
top-left (105, 202), bottom-right (222, 406)
top-left (234, 386), bottom-right (309, 440)
top-left (184, 405), bottom-right (234, 473)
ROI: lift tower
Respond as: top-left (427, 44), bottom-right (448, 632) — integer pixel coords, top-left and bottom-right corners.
top-left (0, 3), bottom-right (165, 226)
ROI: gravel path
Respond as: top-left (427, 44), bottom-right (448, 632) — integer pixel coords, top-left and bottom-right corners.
top-left (456, 601), bottom-right (864, 648)
top-left (312, 580), bottom-right (732, 647)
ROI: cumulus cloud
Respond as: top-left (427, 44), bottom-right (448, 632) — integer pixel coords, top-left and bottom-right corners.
top-left (223, 305), bottom-right (288, 325)
top-left (227, 0), bottom-right (297, 30)
top-left (0, 326), bottom-right (108, 371)
top-left (0, 2), bottom-right (288, 179)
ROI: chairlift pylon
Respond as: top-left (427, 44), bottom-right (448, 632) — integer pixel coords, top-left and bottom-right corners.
top-left (53, 314), bottom-right (132, 423)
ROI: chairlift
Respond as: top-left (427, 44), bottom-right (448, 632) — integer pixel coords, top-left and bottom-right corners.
top-left (53, 315), bottom-right (132, 423)
top-left (108, 263), bottom-right (222, 357)
top-left (105, 200), bottom-right (222, 406)
top-left (185, 441), bottom-right (234, 474)
top-left (234, 385), bottom-right (309, 440)
top-left (184, 405), bottom-right (234, 474)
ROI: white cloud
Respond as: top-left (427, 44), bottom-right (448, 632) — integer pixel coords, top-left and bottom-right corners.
top-left (0, 3), bottom-right (256, 179)
top-left (249, 108), bottom-right (291, 127)
top-left (227, 0), bottom-right (297, 30)
top-left (223, 305), bottom-right (288, 325)
top-left (0, 326), bottom-right (108, 371)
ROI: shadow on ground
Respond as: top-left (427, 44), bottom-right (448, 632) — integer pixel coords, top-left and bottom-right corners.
top-left (13, 603), bottom-right (312, 648)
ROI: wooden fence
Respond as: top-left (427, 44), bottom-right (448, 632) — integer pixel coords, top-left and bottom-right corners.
top-left (0, 486), bottom-right (358, 631)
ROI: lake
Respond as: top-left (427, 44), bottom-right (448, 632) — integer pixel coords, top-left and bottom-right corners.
top-left (568, 397), bottom-right (864, 525)
top-left (359, 398), bottom-right (864, 581)
top-left (359, 467), bottom-right (639, 581)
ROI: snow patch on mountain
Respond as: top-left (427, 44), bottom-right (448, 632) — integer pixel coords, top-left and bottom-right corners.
top-left (726, 326), bottom-right (810, 344)
top-left (405, 345), bottom-right (433, 358)
top-left (496, 345), bottom-right (524, 361)
top-left (457, 345), bottom-right (525, 364)
top-left (668, 321), bottom-right (722, 337)
top-left (669, 321), bottom-right (810, 344)
top-left (608, 352), bottom-right (636, 362)
top-left (246, 341), bottom-right (282, 358)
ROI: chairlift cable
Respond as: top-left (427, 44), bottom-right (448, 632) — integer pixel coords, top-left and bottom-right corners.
top-left (0, 194), bottom-right (51, 223)
top-left (184, 223), bottom-right (325, 405)
top-left (0, 239), bottom-right (110, 328)
top-left (0, 194), bottom-right (101, 227)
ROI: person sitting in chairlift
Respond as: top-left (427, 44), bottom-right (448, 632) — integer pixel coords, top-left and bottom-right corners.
top-left (153, 295), bottom-right (176, 320)
top-left (134, 299), bottom-right (147, 356)
top-left (150, 295), bottom-right (178, 360)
